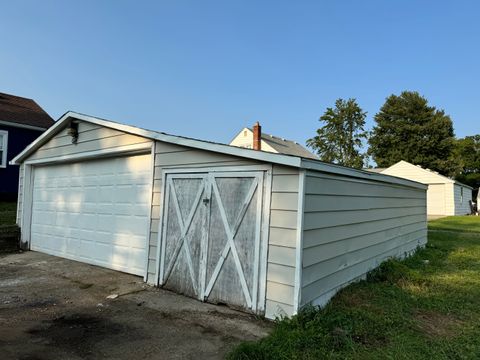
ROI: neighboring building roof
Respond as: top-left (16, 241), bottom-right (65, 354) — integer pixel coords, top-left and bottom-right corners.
top-left (0, 92), bottom-right (54, 130)
top-left (364, 168), bottom-right (386, 173)
top-left (11, 111), bottom-right (426, 190)
top-left (369, 160), bottom-right (473, 189)
top-left (260, 131), bottom-right (318, 159)
top-left (230, 127), bottom-right (318, 159)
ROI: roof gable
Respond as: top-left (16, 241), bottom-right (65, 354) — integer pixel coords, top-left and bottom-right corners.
top-left (380, 160), bottom-right (453, 184)
top-left (11, 111), bottom-right (426, 190)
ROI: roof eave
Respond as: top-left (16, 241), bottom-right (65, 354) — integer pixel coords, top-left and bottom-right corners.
top-left (9, 111), bottom-right (428, 191)
top-left (10, 112), bottom-right (302, 168)
top-left (301, 159), bottom-right (428, 190)
top-left (454, 181), bottom-right (474, 190)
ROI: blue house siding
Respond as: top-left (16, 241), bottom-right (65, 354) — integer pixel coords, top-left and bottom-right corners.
top-left (0, 124), bottom-right (44, 200)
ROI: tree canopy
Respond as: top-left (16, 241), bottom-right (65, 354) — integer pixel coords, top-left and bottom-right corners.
top-left (368, 91), bottom-right (458, 176)
top-left (307, 98), bottom-right (367, 169)
top-left (455, 135), bottom-right (480, 189)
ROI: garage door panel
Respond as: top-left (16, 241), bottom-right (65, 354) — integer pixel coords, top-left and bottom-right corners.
top-left (31, 154), bottom-right (151, 276)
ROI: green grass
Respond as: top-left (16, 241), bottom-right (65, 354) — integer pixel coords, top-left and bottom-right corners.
top-left (428, 216), bottom-right (480, 233)
top-left (0, 202), bottom-right (17, 226)
top-left (229, 226), bottom-right (480, 359)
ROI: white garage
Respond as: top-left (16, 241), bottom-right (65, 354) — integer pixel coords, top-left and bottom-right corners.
top-left (13, 112), bottom-right (427, 319)
top-left (373, 160), bottom-right (473, 216)
top-left (30, 155), bottom-right (152, 276)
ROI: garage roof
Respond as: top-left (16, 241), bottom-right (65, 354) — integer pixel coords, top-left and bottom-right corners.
top-left (11, 111), bottom-right (426, 190)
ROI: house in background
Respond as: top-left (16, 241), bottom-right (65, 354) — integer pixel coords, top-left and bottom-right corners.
top-left (369, 160), bottom-right (473, 217)
top-left (0, 92), bottom-right (54, 200)
top-left (230, 122), bottom-right (318, 159)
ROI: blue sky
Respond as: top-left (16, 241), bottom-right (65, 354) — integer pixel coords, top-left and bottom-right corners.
top-left (1, 1), bottom-right (479, 147)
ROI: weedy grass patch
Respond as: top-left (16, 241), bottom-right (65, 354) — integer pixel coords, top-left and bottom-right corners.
top-left (228, 221), bottom-right (480, 359)
top-left (0, 202), bottom-right (16, 226)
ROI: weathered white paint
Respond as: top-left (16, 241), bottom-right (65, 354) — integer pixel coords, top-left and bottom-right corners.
top-left (157, 168), bottom-right (268, 313)
top-left (146, 141), bottom-right (299, 318)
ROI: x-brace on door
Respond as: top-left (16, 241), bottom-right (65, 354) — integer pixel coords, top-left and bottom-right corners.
top-left (159, 171), bottom-right (265, 312)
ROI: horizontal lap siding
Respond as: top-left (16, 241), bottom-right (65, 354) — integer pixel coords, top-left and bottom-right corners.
top-left (147, 141), bottom-right (262, 284)
top-left (27, 122), bottom-right (151, 161)
top-left (301, 171), bottom-right (427, 307)
top-left (454, 184), bottom-right (472, 215)
top-left (265, 165), bottom-right (299, 319)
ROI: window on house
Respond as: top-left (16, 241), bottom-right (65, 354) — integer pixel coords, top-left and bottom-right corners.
top-left (461, 187), bottom-right (464, 203)
top-left (0, 130), bottom-right (7, 168)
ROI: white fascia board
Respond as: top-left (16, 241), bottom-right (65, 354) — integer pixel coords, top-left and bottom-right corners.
top-left (10, 111), bottom-right (302, 168)
top-left (7, 111), bottom-right (431, 191)
top-left (301, 159), bottom-right (428, 190)
top-left (10, 114), bottom-right (70, 165)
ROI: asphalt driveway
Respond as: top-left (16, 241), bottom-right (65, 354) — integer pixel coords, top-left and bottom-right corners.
top-left (0, 251), bottom-right (271, 360)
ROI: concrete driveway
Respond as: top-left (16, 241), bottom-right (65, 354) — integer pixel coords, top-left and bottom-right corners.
top-left (0, 251), bottom-right (271, 360)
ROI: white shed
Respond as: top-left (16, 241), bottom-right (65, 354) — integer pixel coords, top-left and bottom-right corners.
top-left (375, 160), bottom-right (473, 216)
top-left (12, 112), bottom-right (428, 319)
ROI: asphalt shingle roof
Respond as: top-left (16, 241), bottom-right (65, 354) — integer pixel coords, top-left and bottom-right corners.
top-left (0, 92), bottom-right (54, 129)
top-left (259, 131), bottom-right (318, 160)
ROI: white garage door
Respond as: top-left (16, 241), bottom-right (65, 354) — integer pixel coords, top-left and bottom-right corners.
top-left (31, 154), bottom-right (152, 276)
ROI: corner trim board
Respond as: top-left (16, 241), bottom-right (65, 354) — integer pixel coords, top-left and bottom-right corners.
top-left (293, 169), bottom-right (306, 313)
top-left (143, 142), bottom-right (156, 282)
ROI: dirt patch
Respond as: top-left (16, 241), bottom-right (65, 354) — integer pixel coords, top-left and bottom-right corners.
top-left (415, 310), bottom-right (464, 338)
top-left (1, 252), bottom-right (271, 359)
top-left (26, 313), bottom-right (140, 358)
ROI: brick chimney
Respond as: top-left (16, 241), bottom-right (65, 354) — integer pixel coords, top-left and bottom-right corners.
top-left (253, 122), bottom-right (261, 150)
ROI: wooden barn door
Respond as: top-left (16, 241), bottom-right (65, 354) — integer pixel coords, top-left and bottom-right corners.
top-left (160, 174), bottom-right (207, 299)
top-left (159, 171), bottom-right (264, 312)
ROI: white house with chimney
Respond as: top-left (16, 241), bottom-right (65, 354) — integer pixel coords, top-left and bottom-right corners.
top-left (230, 122), bottom-right (318, 159)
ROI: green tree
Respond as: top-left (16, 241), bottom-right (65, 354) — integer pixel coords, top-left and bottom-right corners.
top-left (368, 91), bottom-right (458, 176)
top-left (455, 135), bottom-right (480, 189)
top-left (307, 98), bottom-right (368, 169)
